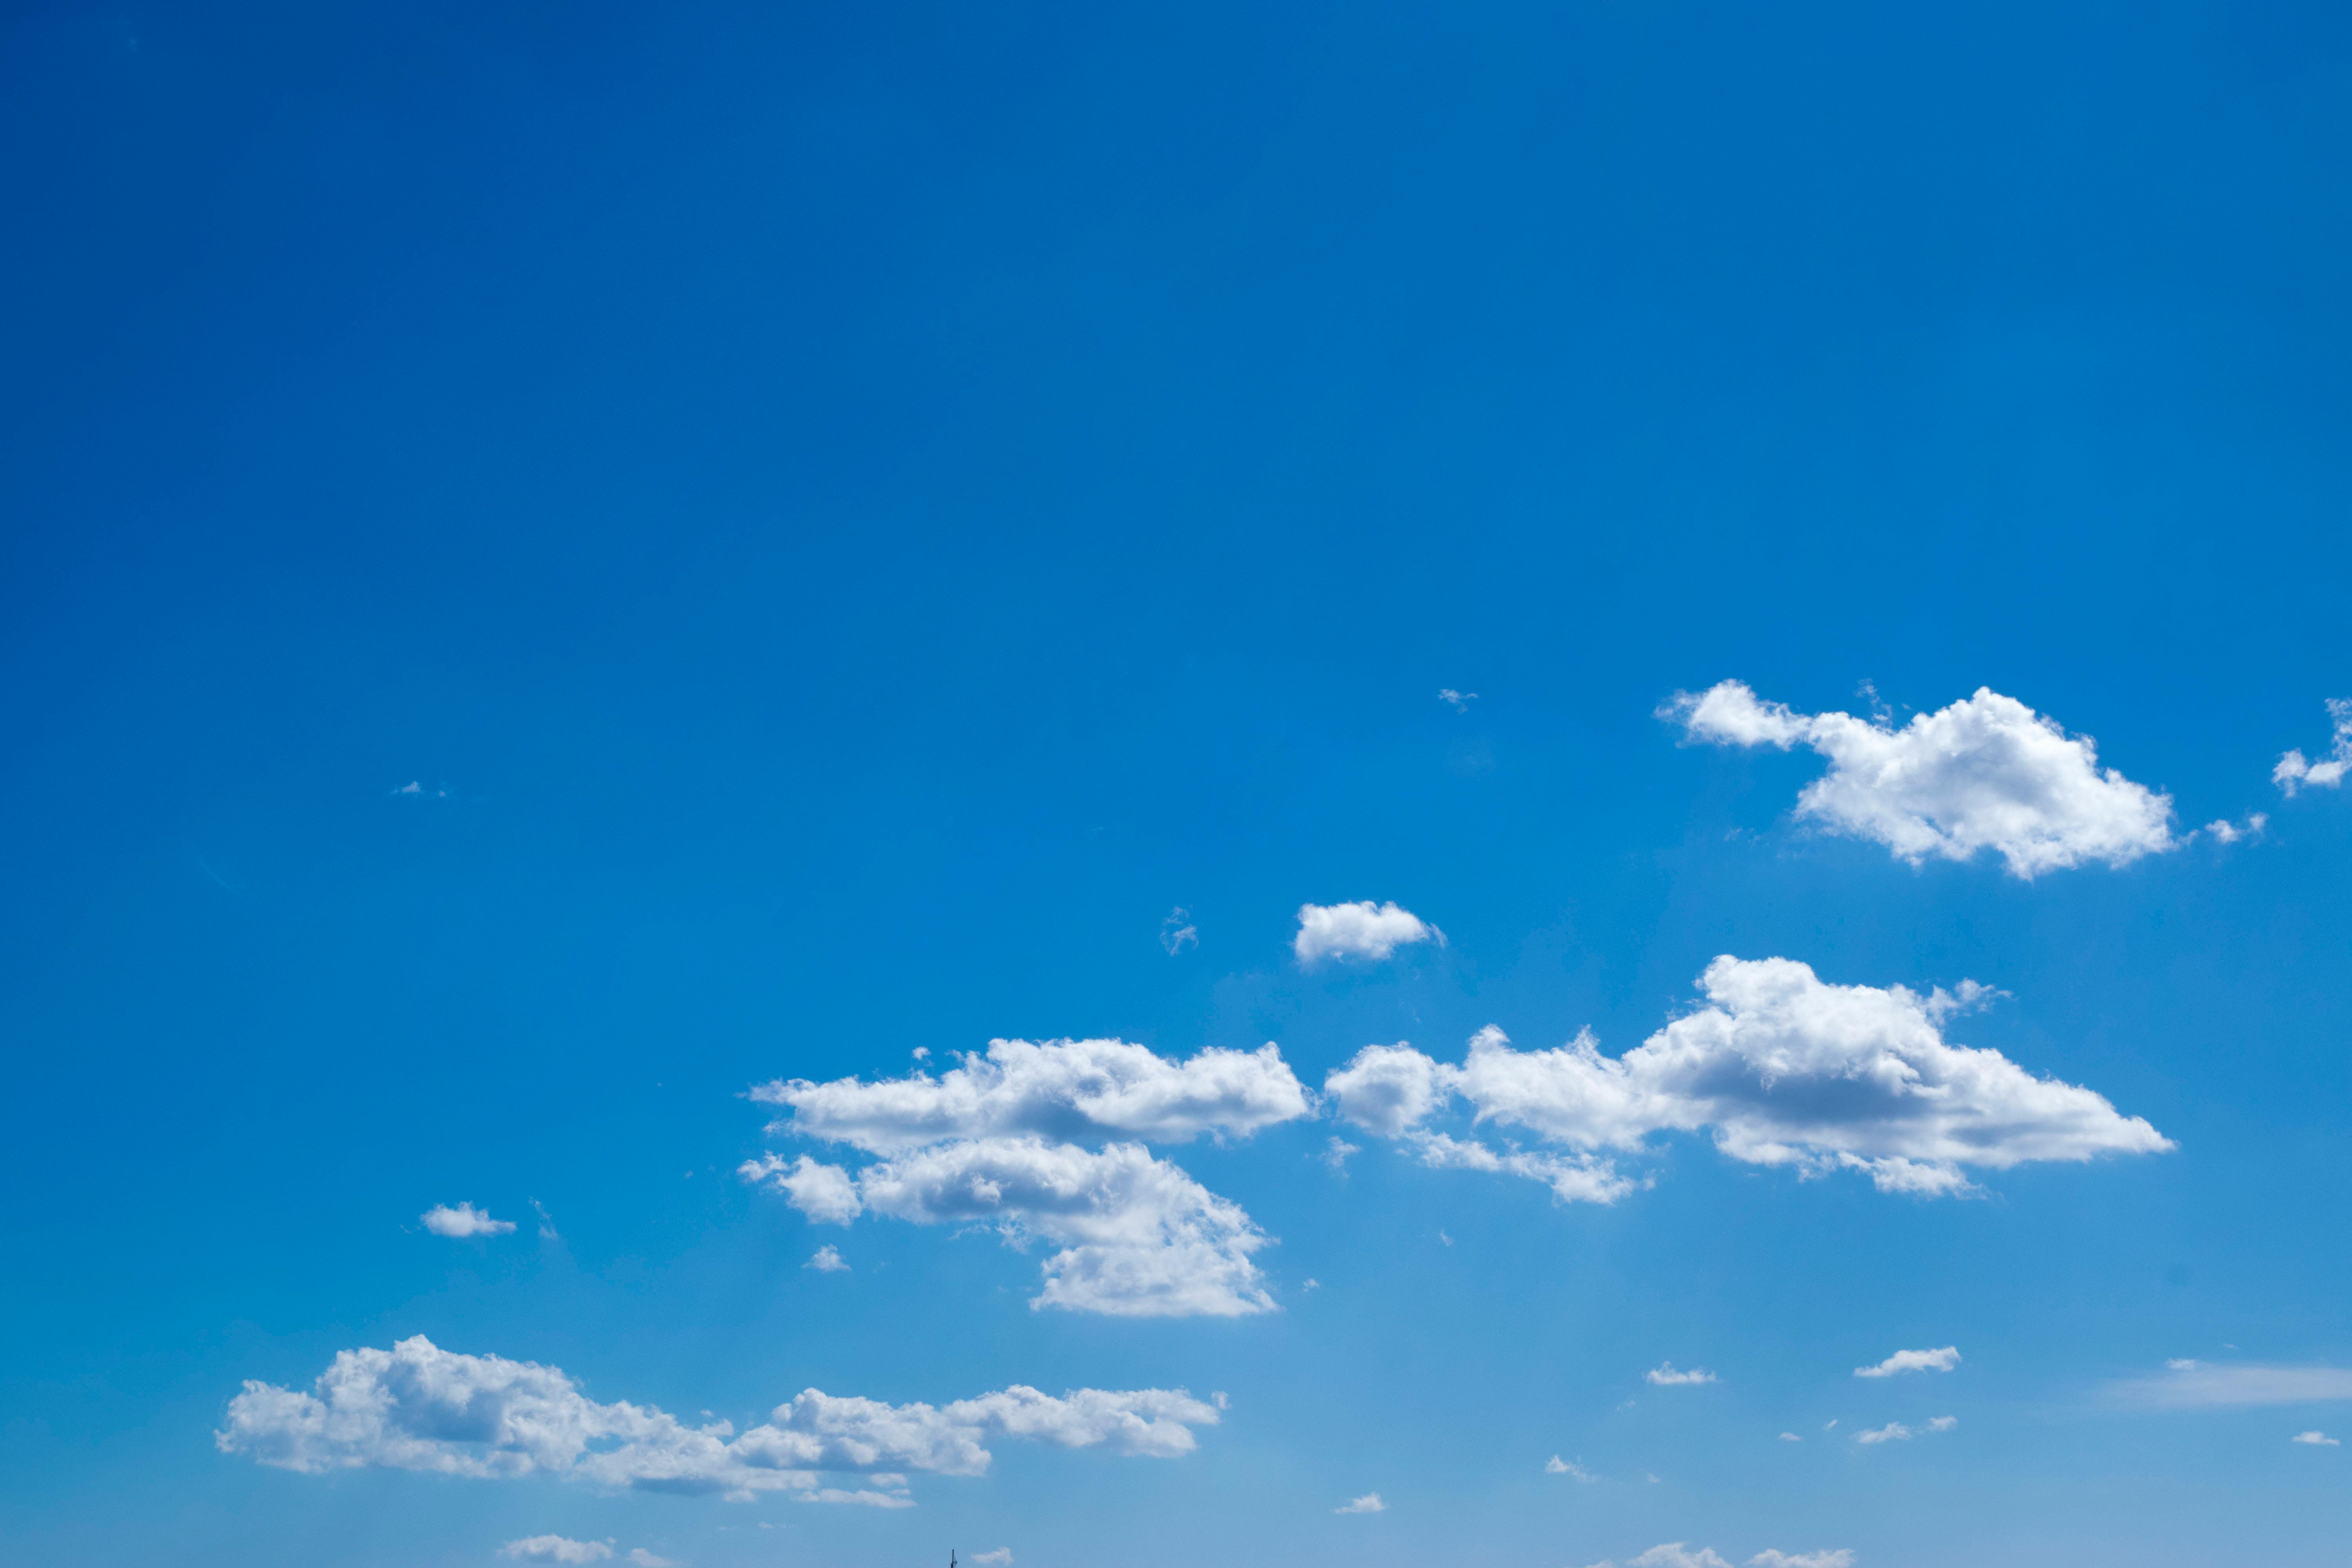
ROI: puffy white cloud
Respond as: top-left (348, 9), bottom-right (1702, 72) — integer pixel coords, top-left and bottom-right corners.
top-left (751, 1156), bottom-right (864, 1226)
top-left (1855, 1347), bottom-right (1960, 1379)
top-left (804, 1245), bottom-right (848, 1273)
top-left (1776, 1432), bottom-right (1802, 1443)
top-left (1294, 902), bottom-right (1441, 964)
top-left (1334, 1492), bottom-right (1387, 1513)
top-left (2276, 699), bottom-right (2352, 796)
top-left (972, 1552), bottom-right (1014, 1565)
top-left (628, 1552), bottom-right (680, 1567)
top-left (753, 1038), bottom-right (1310, 1155)
top-left (501, 1539), bottom-right (611, 1563)
top-left (744, 1138), bottom-right (1274, 1318)
top-left (1748, 1552), bottom-right (1853, 1568)
top-left (421, 1202), bottom-right (515, 1238)
top-left (1855, 1422), bottom-right (1910, 1444)
top-left (1927, 1416), bottom-right (1958, 1432)
top-left (1646, 1363), bottom-right (1717, 1387)
top-left (2108, 1363), bottom-right (2352, 1408)
top-left (1326, 960), bottom-right (2168, 1202)
top-left (2292, 1431), bottom-right (2340, 1446)
top-left (217, 1337), bottom-right (1218, 1502)
top-left (1546, 1455), bottom-right (1595, 1480)
top-left (1438, 689), bottom-right (1477, 711)
top-left (1662, 682), bottom-right (2178, 877)
top-left (2201, 813), bottom-right (2267, 844)
top-left (1595, 1546), bottom-right (1733, 1568)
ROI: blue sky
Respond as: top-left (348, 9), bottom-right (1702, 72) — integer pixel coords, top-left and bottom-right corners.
top-left (2, 1), bottom-right (2350, 1564)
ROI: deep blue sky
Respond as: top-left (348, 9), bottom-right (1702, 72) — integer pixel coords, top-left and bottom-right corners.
top-left (2, 2), bottom-right (2348, 1565)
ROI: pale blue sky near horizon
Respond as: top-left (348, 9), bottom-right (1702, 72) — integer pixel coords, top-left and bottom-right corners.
top-left (2, 2), bottom-right (2349, 1565)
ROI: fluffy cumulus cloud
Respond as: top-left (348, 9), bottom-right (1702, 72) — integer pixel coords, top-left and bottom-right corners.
top-left (1326, 958), bottom-right (2168, 1202)
top-left (2276, 699), bottom-right (2352, 796)
top-left (501, 1539), bottom-right (610, 1563)
top-left (217, 1336), bottom-right (1217, 1504)
top-left (421, 1202), bottom-right (515, 1238)
top-left (2107, 1362), bottom-right (2352, 1408)
top-left (1855, 1347), bottom-right (1960, 1378)
top-left (2292, 1431), bottom-right (2339, 1446)
top-left (753, 1038), bottom-right (1310, 1155)
top-left (1662, 682), bottom-right (2178, 877)
top-left (1587, 1545), bottom-right (1733, 1568)
top-left (1294, 901), bottom-right (1441, 964)
top-left (745, 1039), bottom-right (1306, 1317)
top-left (743, 1137), bottom-right (1274, 1318)
top-left (1334, 1492), bottom-right (1387, 1514)
top-left (1646, 1363), bottom-right (1717, 1387)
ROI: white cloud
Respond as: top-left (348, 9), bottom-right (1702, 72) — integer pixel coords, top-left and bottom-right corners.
top-left (2201, 813), bottom-right (2267, 844)
top-left (1294, 902), bottom-right (1441, 964)
top-left (501, 1540), bottom-right (611, 1564)
top-left (421, 1202), bottom-right (515, 1238)
top-left (1546, 1455), bottom-right (1595, 1480)
top-left (1662, 681), bottom-right (2178, 877)
top-left (1591, 1546), bottom-right (1733, 1568)
top-left (1438, 689), bottom-right (1478, 711)
top-left (217, 1336), bottom-right (1218, 1501)
top-left (627, 1552), bottom-right (680, 1568)
top-left (804, 1246), bottom-right (848, 1273)
top-left (746, 1138), bottom-right (1274, 1318)
top-left (2292, 1431), bottom-right (2340, 1446)
top-left (1776, 1432), bottom-right (1802, 1443)
top-left (1748, 1552), bottom-right (1854, 1568)
top-left (751, 1156), bottom-right (865, 1226)
top-left (1334, 1492), bottom-right (1387, 1514)
top-left (1646, 1363), bottom-right (1717, 1387)
top-left (2276, 699), bottom-right (2352, 795)
top-left (1326, 959), bottom-right (2168, 1202)
top-left (1160, 908), bottom-right (1198, 955)
top-left (1855, 1347), bottom-right (1960, 1379)
top-left (2167, 1358), bottom-right (2200, 1371)
top-left (2109, 1363), bottom-right (2352, 1408)
top-left (753, 1038), bottom-right (1310, 1155)
top-left (1321, 1136), bottom-right (1359, 1173)
top-left (1855, 1423), bottom-right (1911, 1444)
top-left (796, 1487), bottom-right (915, 1507)
top-left (971, 1552), bottom-right (1014, 1565)
top-left (1927, 1416), bottom-right (1958, 1432)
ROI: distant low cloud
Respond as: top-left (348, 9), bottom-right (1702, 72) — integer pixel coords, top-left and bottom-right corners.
top-left (1294, 902), bottom-right (1441, 965)
top-left (1646, 1363), bottom-right (1717, 1387)
top-left (804, 1245), bottom-right (848, 1273)
top-left (1334, 1492), bottom-right (1387, 1514)
top-left (501, 1539), bottom-right (610, 1564)
top-left (1326, 958), bottom-right (2168, 1203)
top-left (1856, 1347), bottom-right (1960, 1378)
top-left (1855, 1422), bottom-right (1911, 1444)
top-left (1748, 1552), bottom-right (1855, 1568)
top-left (1927, 1416), bottom-right (1958, 1432)
top-left (1437, 689), bottom-right (1478, 711)
top-left (421, 1202), bottom-right (515, 1238)
top-left (1587, 1545), bottom-right (1733, 1568)
top-left (2292, 1431), bottom-right (2340, 1446)
top-left (219, 1336), bottom-right (1218, 1505)
top-left (2276, 699), bottom-right (2352, 796)
top-left (1776, 1432), bottom-right (1802, 1443)
top-left (628, 1552), bottom-right (680, 1568)
top-left (1547, 1455), bottom-right (1596, 1480)
top-left (971, 1551), bottom-right (1014, 1565)
top-left (1662, 681), bottom-right (2178, 877)
top-left (2108, 1362), bottom-right (2352, 1408)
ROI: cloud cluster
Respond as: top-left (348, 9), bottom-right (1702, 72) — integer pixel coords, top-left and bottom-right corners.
top-left (1663, 682), bottom-right (2178, 877)
top-left (1326, 958), bottom-right (2169, 1201)
top-left (746, 1039), bottom-right (1310, 1316)
top-left (2276, 699), bottom-right (2352, 796)
top-left (421, 1203), bottom-right (515, 1238)
top-left (218, 1336), bottom-right (1217, 1505)
top-left (1294, 902), bottom-right (1441, 964)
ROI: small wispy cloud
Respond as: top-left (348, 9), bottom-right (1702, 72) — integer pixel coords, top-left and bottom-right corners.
top-left (420, 1202), bottom-right (515, 1238)
top-left (1546, 1455), bottom-right (1595, 1480)
top-left (1335, 1492), bottom-right (1387, 1514)
top-left (805, 1245), bottom-right (849, 1273)
top-left (1748, 1552), bottom-right (1855, 1568)
top-left (2292, 1431), bottom-right (2340, 1446)
top-left (2109, 1362), bottom-right (2352, 1408)
top-left (628, 1552), bottom-right (682, 1568)
top-left (530, 1198), bottom-right (560, 1240)
top-left (1646, 1362), bottom-right (1717, 1387)
top-left (390, 780), bottom-right (453, 799)
top-left (1437, 689), bottom-right (1478, 712)
top-left (1927, 1416), bottom-right (1958, 1432)
top-left (1776, 1432), bottom-right (1802, 1443)
top-left (1160, 907), bottom-right (1199, 955)
top-left (501, 1540), bottom-right (611, 1564)
top-left (796, 1487), bottom-right (915, 1507)
top-left (2200, 813), bottom-right (2268, 844)
top-left (1321, 1136), bottom-right (1359, 1174)
top-left (971, 1552), bottom-right (1014, 1566)
top-left (2276, 699), bottom-right (2352, 795)
top-left (1855, 1422), bottom-right (1911, 1445)
top-left (1855, 1346), bottom-right (1959, 1378)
